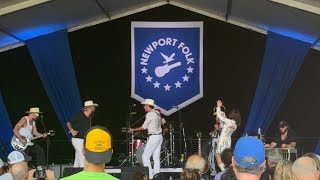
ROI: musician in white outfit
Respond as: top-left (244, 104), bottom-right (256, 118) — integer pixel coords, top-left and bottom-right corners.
top-left (13, 107), bottom-right (47, 167)
top-left (128, 99), bottom-right (162, 179)
top-left (215, 100), bottom-right (241, 171)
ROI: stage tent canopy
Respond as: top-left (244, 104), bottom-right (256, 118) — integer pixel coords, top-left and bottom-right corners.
top-left (0, 0), bottom-right (319, 52)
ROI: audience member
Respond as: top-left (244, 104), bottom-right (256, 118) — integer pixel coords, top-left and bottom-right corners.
top-left (214, 148), bottom-right (233, 180)
top-left (232, 137), bottom-right (266, 180)
top-left (132, 171), bottom-right (147, 180)
top-left (0, 159), bottom-right (4, 176)
top-left (303, 153), bottom-right (320, 172)
top-left (221, 166), bottom-right (236, 180)
top-left (292, 156), bottom-right (319, 180)
top-left (261, 148), bottom-right (283, 180)
top-left (273, 159), bottom-right (293, 180)
top-left (181, 155), bottom-right (205, 180)
top-left (0, 151), bottom-right (30, 180)
top-left (11, 161), bottom-right (28, 180)
top-left (61, 126), bottom-right (119, 180)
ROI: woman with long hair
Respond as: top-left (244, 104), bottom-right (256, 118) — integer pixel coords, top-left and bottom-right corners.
top-left (215, 100), bottom-right (241, 171)
top-left (274, 159), bottom-right (293, 180)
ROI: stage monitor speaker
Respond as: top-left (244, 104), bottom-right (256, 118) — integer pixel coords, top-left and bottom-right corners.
top-left (121, 166), bottom-right (149, 180)
top-left (62, 167), bottom-right (83, 177)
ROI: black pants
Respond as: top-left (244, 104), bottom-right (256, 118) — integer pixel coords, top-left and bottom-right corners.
top-left (24, 143), bottom-right (46, 167)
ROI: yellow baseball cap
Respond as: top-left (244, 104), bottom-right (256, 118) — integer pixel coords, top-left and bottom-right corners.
top-left (84, 126), bottom-right (113, 164)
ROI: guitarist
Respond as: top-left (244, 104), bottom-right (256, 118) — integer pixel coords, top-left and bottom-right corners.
top-left (13, 107), bottom-right (47, 167)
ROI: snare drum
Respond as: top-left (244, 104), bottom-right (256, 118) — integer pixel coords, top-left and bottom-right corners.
top-left (133, 139), bottom-right (144, 153)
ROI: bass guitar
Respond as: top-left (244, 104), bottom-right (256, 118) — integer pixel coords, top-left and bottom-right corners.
top-left (196, 132), bottom-right (209, 174)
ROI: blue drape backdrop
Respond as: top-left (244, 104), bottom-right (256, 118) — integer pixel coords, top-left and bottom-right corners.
top-left (26, 30), bottom-right (82, 139)
top-left (0, 92), bottom-right (14, 159)
top-left (315, 142), bottom-right (320, 155)
top-left (245, 31), bottom-right (313, 134)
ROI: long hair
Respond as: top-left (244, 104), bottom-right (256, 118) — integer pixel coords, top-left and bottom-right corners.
top-left (228, 109), bottom-right (241, 126)
top-left (274, 160), bottom-right (293, 180)
top-left (180, 169), bottom-right (201, 180)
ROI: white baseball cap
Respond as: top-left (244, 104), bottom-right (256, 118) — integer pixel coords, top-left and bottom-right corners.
top-left (7, 151), bottom-right (31, 164)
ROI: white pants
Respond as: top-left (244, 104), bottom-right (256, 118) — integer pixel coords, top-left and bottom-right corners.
top-left (142, 134), bottom-right (163, 179)
top-left (71, 138), bottom-right (85, 167)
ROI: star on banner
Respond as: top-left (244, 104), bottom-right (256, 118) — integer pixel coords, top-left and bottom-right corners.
top-left (175, 81), bottom-right (182, 88)
top-left (146, 75), bottom-right (153, 82)
top-left (153, 81), bottom-right (160, 88)
top-left (164, 84), bottom-right (171, 91)
top-left (141, 67), bottom-right (148, 74)
top-left (187, 66), bottom-right (194, 73)
top-left (182, 75), bottom-right (189, 82)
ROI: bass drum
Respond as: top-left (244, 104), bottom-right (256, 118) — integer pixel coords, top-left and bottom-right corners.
top-left (135, 144), bottom-right (146, 165)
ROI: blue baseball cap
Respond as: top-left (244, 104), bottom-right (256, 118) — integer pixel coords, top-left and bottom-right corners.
top-left (234, 137), bottom-right (265, 167)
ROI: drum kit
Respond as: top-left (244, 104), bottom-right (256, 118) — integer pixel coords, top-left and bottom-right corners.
top-left (121, 121), bottom-right (179, 167)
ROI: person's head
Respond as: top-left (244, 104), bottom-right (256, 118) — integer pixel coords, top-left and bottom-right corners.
top-left (132, 171), bottom-right (147, 180)
top-left (7, 151), bottom-right (31, 166)
top-left (82, 126), bottom-right (113, 169)
top-left (184, 155), bottom-right (206, 175)
top-left (221, 148), bottom-right (233, 168)
top-left (232, 137), bottom-right (266, 178)
top-left (181, 169), bottom-right (201, 180)
top-left (274, 159), bottom-right (293, 180)
top-left (25, 107), bottom-right (42, 120)
top-left (83, 100), bottom-right (98, 116)
top-left (221, 167), bottom-right (237, 180)
top-left (278, 121), bottom-right (288, 134)
top-left (292, 157), bottom-right (319, 180)
top-left (267, 148), bottom-right (283, 168)
top-left (228, 109), bottom-right (241, 126)
top-left (141, 99), bottom-right (155, 112)
top-left (303, 153), bottom-right (320, 172)
top-left (11, 161), bottom-right (29, 180)
top-left (0, 158), bottom-right (4, 175)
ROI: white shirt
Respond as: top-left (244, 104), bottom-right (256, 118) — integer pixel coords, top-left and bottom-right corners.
top-left (0, 173), bottom-right (13, 180)
top-left (217, 107), bottom-right (237, 138)
top-left (18, 116), bottom-right (35, 138)
top-left (142, 109), bottom-right (162, 134)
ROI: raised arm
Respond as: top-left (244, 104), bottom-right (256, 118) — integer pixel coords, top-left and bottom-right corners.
top-left (216, 107), bottom-right (233, 123)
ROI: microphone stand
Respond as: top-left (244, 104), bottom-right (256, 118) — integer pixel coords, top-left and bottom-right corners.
top-left (174, 106), bottom-right (186, 162)
top-left (39, 115), bottom-right (49, 168)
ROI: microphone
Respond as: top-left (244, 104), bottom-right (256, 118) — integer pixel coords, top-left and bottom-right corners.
top-left (130, 104), bottom-right (136, 107)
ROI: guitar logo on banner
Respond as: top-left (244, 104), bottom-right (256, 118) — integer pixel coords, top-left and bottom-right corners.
top-left (131, 22), bottom-right (203, 115)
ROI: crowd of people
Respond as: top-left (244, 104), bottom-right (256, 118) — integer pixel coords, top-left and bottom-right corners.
top-left (1, 98), bottom-right (320, 180)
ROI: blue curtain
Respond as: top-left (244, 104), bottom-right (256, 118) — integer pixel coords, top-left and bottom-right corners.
top-left (245, 32), bottom-right (313, 134)
top-left (25, 30), bottom-right (82, 139)
top-left (0, 92), bottom-right (14, 159)
top-left (315, 142), bottom-right (320, 155)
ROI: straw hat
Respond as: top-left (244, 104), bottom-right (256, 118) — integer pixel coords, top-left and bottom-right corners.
top-left (25, 107), bottom-right (43, 114)
top-left (83, 100), bottom-right (99, 109)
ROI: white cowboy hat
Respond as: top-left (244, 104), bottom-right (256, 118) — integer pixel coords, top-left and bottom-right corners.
top-left (25, 107), bottom-right (43, 114)
top-left (141, 99), bottom-right (155, 106)
top-left (83, 100), bottom-right (99, 108)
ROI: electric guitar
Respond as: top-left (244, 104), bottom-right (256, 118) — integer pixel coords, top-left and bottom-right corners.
top-left (196, 132), bottom-right (209, 174)
top-left (11, 130), bottom-right (55, 151)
